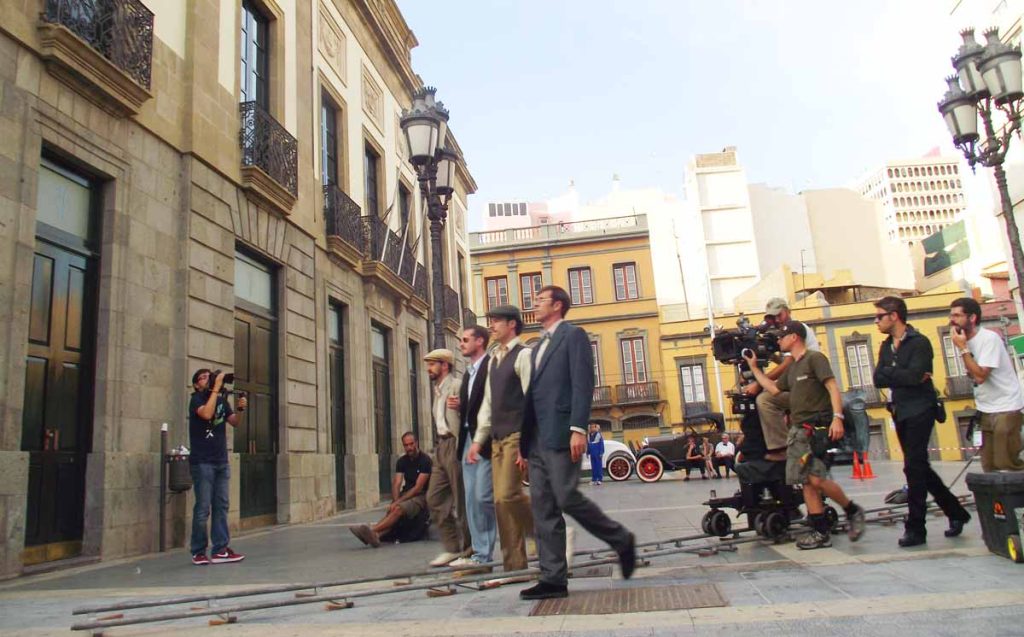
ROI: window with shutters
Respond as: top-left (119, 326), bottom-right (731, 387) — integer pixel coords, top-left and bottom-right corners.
top-left (678, 362), bottom-right (707, 403)
top-left (941, 332), bottom-right (967, 377)
top-left (591, 340), bottom-right (601, 385)
top-left (520, 273), bottom-right (542, 310)
top-left (845, 341), bottom-right (873, 388)
top-left (620, 337), bottom-right (648, 384)
top-left (568, 267), bottom-right (593, 305)
top-left (613, 263), bottom-right (639, 301)
top-left (485, 277), bottom-right (508, 310)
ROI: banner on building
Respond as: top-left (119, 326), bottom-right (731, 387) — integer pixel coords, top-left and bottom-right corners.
top-left (922, 220), bottom-right (970, 277)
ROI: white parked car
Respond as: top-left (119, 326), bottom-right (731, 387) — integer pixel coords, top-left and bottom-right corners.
top-left (581, 439), bottom-right (636, 482)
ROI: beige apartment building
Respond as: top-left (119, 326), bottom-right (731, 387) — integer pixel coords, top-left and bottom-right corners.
top-left (0, 0), bottom-right (475, 578)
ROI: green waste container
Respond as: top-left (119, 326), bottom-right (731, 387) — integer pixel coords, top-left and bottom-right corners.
top-left (965, 471), bottom-right (1024, 563)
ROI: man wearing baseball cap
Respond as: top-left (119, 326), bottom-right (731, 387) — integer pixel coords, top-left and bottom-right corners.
top-left (749, 297), bottom-right (820, 461)
top-left (743, 321), bottom-right (866, 550)
top-left (423, 348), bottom-right (471, 567)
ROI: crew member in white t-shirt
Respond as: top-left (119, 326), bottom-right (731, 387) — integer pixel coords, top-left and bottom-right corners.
top-left (712, 433), bottom-right (736, 479)
top-left (949, 298), bottom-right (1024, 472)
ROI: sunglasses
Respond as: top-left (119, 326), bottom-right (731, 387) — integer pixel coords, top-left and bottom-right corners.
top-left (873, 313), bottom-right (891, 322)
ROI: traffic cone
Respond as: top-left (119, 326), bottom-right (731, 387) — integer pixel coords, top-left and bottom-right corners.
top-left (852, 452), bottom-right (863, 479)
top-left (861, 452), bottom-right (876, 479)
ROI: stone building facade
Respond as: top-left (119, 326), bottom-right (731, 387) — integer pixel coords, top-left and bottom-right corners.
top-left (0, 0), bottom-right (474, 578)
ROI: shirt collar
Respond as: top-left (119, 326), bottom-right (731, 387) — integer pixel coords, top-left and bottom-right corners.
top-left (468, 355), bottom-right (485, 374)
top-left (502, 336), bottom-right (522, 350)
top-left (542, 319), bottom-right (563, 339)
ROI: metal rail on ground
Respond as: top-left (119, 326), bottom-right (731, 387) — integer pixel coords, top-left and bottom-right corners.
top-left (69, 494), bottom-right (976, 632)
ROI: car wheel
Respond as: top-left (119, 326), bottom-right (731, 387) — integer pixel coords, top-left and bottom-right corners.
top-left (701, 510), bottom-right (714, 535)
top-left (636, 455), bottom-right (664, 483)
top-left (606, 454), bottom-right (634, 481)
top-left (752, 511), bottom-right (767, 537)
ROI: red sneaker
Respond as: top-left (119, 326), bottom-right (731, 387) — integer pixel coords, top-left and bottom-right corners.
top-left (192, 553), bottom-right (211, 566)
top-left (210, 548), bottom-right (245, 564)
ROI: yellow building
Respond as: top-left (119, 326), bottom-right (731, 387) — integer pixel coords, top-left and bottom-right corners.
top-left (659, 289), bottom-right (1014, 462)
top-left (468, 215), bottom-right (670, 443)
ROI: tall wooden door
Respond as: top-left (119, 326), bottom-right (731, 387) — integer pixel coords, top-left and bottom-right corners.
top-left (22, 239), bottom-right (95, 561)
top-left (234, 310), bottom-right (277, 523)
top-left (371, 324), bottom-right (392, 495)
top-left (328, 305), bottom-right (346, 508)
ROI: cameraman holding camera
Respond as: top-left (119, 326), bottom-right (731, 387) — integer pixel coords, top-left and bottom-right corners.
top-left (189, 368), bottom-right (247, 565)
top-left (745, 298), bottom-right (819, 461)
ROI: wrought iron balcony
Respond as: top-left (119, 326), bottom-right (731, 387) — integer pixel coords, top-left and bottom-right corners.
top-left (463, 307), bottom-right (477, 327)
top-left (592, 386), bottom-right (613, 407)
top-left (324, 184), bottom-right (364, 259)
top-left (413, 263), bottom-right (429, 302)
top-left (616, 381), bottom-right (660, 405)
top-left (239, 101), bottom-right (298, 211)
top-left (683, 401), bottom-right (712, 416)
top-left (443, 285), bottom-right (461, 327)
top-left (362, 215), bottom-right (403, 275)
top-left (398, 244), bottom-right (416, 288)
top-left (945, 375), bottom-right (975, 400)
top-left (38, 0), bottom-right (154, 114)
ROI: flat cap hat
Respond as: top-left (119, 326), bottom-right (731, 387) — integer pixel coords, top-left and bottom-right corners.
top-left (422, 348), bottom-right (454, 365)
top-left (486, 304), bottom-right (523, 323)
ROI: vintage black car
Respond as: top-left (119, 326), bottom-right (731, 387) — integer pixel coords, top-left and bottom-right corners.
top-left (633, 411), bottom-right (727, 483)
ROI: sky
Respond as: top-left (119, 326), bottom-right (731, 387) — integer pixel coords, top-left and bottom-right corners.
top-left (396, 1), bottom-right (976, 230)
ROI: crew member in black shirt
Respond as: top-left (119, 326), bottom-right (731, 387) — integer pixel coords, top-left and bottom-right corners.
top-left (872, 296), bottom-right (971, 547)
top-left (189, 368), bottom-right (247, 565)
top-left (350, 432), bottom-right (432, 547)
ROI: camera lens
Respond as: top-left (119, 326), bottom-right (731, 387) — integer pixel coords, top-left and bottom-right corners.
top-left (741, 348), bottom-right (753, 358)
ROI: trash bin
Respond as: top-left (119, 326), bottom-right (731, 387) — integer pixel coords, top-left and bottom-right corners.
top-left (965, 471), bottom-right (1024, 563)
top-left (167, 454), bottom-right (193, 493)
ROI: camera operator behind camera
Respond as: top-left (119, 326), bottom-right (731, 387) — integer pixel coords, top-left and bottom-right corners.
top-left (745, 298), bottom-right (819, 461)
top-left (188, 368), bottom-right (247, 566)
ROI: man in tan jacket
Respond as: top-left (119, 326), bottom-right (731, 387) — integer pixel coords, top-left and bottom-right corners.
top-left (424, 349), bottom-right (471, 567)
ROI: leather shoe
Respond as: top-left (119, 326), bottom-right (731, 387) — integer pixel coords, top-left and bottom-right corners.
top-left (945, 515), bottom-right (970, 538)
top-left (519, 581), bottom-right (568, 600)
top-left (898, 532), bottom-right (926, 548)
top-left (617, 533), bottom-right (637, 580)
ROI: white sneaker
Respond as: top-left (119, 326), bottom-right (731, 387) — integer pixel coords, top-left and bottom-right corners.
top-left (449, 556), bottom-right (481, 568)
top-left (429, 551), bottom-right (461, 567)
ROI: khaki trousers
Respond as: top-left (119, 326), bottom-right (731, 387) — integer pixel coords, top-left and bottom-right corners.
top-left (979, 410), bottom-right (1024, 472)
top-left (426, 435), bottom-right (470, 553)
top-left (491, 432), bottom-right (534, 571)
top-left (756, 390), bottom-right (790, 451)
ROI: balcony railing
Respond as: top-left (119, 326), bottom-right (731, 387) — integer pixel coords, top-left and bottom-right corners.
top-left (470, 214), bottom-right (647, 248)
top-left (362, 215), bottom-right (403, 275)
top-left (42, 0), bottom-right (154, 90)
top-left (398, 244), bottom-right (416, 287)
top-left (616, 381), bottom-right (660, 405)
top-left (946, 375), bottom-right (975, 399)
top-left (442, 286), bottom-right (461, 325)
top-left (323, 185), bottom-right (364, 253)
top-left (413, 263), bottom-right (429, 302)
top-left (463, 307), bottom-right (477, 327)
top-left (683, 401), bottom-right (712, 416)
top-left (521, 309), bottom-right (537, 325)
top-left (240, 101), bottom-right (298, 198)
top-left (592, 386), bottom-right (613, 407)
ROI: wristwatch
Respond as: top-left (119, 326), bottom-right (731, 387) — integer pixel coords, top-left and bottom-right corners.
top-left (833, 413), bottom-right (845, 420)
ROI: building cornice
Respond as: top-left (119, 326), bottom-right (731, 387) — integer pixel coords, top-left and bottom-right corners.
top-left (352, 0), bottom-right (419, 95)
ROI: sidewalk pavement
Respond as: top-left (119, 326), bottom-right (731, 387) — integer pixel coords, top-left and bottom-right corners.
top-left (1, 460), bottom-right (1021, 636)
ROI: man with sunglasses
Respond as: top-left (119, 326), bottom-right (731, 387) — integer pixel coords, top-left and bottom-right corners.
top-left (743, 321), bottom-right (866, 550)
top-left (873, 296), bottom-right (970, 547)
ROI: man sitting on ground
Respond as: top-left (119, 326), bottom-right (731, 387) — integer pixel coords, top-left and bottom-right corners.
top-left (713, 433), bottom-right (736, 479)
top-left (350, 432), bottom-right (431, 547)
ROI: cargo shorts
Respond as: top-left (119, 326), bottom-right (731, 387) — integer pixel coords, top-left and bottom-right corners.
top-left (785, 422), bottom-right (831, 486)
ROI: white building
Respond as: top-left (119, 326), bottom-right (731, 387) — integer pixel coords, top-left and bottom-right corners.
top-left (854, 154), bottom-right (967, 247)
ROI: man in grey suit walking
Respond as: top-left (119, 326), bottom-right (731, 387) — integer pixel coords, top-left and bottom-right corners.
top-left (519, 285), bottom-right (636, 600)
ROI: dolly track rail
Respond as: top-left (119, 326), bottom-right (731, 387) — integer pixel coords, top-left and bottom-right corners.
top-left (70, 493), bottom-right (975, 632)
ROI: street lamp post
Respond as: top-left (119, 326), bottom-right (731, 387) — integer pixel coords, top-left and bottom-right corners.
top-left (939, 27), bottom-right (1024, 326)
top-left (400, 87), bottom-right (459, 350)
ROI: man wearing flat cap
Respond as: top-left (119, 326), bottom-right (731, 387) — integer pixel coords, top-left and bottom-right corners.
top-left (423, 348), bottom-right (471, 567)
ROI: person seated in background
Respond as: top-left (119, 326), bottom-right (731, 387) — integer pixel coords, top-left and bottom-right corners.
top-left (713, 433), bottom-right (736, 479)
top-left (350, 432), bottom-right (431, 547)
top-left (683, 434), bottom-right (707, 480)
top-left (701, 436), bottom-right (715, 476)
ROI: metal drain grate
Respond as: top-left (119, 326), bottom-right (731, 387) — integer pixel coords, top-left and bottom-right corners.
top-left (530, 583), bottom-right (726, 616)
